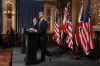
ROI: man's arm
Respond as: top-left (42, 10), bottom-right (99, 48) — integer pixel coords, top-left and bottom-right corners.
top-left (39, 20), bottom-right (48, 34)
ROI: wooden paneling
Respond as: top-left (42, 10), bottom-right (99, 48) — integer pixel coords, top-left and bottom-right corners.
top-left (91, 0), bottom-right (100, 25)
top-left (72, 0), bottom-right (81, 33)
top-left (43, 0), bottom-right (56, 33)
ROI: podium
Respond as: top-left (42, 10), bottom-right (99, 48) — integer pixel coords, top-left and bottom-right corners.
top-left (24, 31), bottom-right (41, 65)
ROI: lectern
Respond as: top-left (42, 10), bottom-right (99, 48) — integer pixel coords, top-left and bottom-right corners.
top-left (24, 31), bottom-right (41, 65)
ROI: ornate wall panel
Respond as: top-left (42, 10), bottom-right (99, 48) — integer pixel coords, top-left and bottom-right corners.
top-left (2, 0), bottom-right (16, 34)
top-left (91, 0), bottom-right (100, 25)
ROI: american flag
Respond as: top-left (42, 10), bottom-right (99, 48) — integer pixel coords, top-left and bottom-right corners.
top-left (82, 0), bottom-right (95, 50)
top-left (65, 1), bottom-right (73, 49)
top-left (75, 0), bottom-right (84, 48)
top-left (61, 3), bottom-right (70, 39)
top-left (54, 9), bottom-right (60, 44)
top-left (75, 0), bottom-right (95, 55)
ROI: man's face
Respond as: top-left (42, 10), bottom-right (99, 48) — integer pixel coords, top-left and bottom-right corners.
top-left (33, 18), bottom-right (37, 23)
top-left (39, 12), bottom-right (43, 18)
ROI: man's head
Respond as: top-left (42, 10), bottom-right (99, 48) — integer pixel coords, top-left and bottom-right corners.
top-left (33, 17), bottom-right (37, 23)
top-left (38, 11), bottom-right (44, 18)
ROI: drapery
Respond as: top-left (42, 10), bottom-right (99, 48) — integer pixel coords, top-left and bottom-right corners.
top-left (16, 0), bottom-right (43, 32)
top-left (0, 0), bottom-right (2, 33)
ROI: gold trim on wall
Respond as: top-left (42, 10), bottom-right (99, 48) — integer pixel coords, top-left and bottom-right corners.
top-left (2, 0), bottom-right (16, 34)
top-left (43, 0), bottom-right (56, 34)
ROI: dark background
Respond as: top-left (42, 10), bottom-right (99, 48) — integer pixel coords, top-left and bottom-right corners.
top-left (0, 0), bottom-right (2, 33)
top-left (16, 0), bottom-right (43, 32)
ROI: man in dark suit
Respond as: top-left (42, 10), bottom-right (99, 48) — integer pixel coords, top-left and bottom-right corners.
top-left (28, 17), bottom-right (38, 32)
top-left (37, 12), bottom-right (48, 62)
top-left (38, 13), bottom-right (47, 34)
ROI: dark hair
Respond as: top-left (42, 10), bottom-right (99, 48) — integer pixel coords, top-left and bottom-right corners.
top-left (32, 16), bottom-right (36, 18)
top-left (33, 17), bottom-right (36, 19)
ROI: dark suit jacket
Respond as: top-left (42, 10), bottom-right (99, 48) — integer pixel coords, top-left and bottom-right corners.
top-left (38, 18), bottom-right (48, 37)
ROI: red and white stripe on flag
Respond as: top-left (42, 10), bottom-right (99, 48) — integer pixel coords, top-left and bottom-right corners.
top-left (75, 0), bottom-right (90, 55)
top-left (66, 21), bottom-right (73, 49)
top-left (54, 23), bottom-right (60, 44)
top-left (65, 1), bottom-right (73, 49)
top-left (54, 9), bottom-right (60, 44)
top-left (79, 18), bottom-right (95, 55)
top-left (75, 0), bottom-right (95, 55)
top-left (61, 6), bottom-right (69, 39)
top-left (88, 19), bottom-right (95, 49)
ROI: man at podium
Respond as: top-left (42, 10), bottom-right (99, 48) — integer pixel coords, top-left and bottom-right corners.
top-left (25, 12), bottom-right (48, 65)
top-left (32, 17), bottom-right (38, 30)
top-left (28, 17), bottom-right (38, 32)
top-left (37, 11), bottom-right (48, 62)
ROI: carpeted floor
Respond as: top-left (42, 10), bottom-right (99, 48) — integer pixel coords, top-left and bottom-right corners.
top-left (0, 48), bottom-right (12, 66)
top-left (12, 48), bottom-right (100, 66)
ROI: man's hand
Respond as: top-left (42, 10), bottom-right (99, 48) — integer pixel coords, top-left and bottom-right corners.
top-left (34, 29), bottom-right (37, 32)
top-left (27, 28), bottom-right (37, 32)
